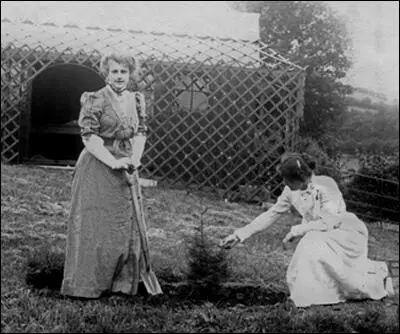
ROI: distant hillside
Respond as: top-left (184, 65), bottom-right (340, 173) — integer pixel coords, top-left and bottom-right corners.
top-left (346, 87), bottom-right (397, 114)
top-left (336, 93), bottom-right (399, 155)
top-left (350, 87), bottom-right (388, 104)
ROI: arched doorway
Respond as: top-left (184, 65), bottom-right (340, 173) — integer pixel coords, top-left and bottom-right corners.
top-left (25, 64), bottom-right (104, 165)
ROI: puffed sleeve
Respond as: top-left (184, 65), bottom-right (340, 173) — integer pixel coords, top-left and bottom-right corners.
top-left (78, 92), bottom-right (103, 139)
top-left (234, 186), bottom-right (292, 242)
top-left (134, 91), bottom-right (147, 134)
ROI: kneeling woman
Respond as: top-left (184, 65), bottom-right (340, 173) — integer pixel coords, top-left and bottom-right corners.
top-left (220, 153), bottom-right (394, 307)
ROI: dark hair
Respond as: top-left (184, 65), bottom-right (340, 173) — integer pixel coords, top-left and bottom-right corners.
top-left (278, 152), bottom-right (315, 182)
top-left (300, 152), bottom-right (317, 171)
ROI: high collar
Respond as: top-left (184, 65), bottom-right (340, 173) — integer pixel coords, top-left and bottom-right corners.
top-left (106, 84), bottom-right (127, 97)
top-left (300, 182), bottom-right (315, 196)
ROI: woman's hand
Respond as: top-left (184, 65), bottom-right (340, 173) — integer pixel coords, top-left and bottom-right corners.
top-left (282, 224), bottom-right (308, 246)
top-left (219, 234), bottom-right (240, 249)
top-left (112, 157), bottom-right (134, 171)
top-left (282, 230), bottom-right (296, 245)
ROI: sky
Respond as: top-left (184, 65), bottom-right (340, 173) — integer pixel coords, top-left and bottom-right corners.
top-left (1, 1), bottom-right (399, 102)
top-left (327, 1), bottom-right (399, 102)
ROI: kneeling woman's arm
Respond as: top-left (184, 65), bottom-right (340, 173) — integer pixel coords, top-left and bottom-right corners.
top-left (288, 187), bottom-right (345, 239)
top-left (233, 186), bottom-right (292, 243)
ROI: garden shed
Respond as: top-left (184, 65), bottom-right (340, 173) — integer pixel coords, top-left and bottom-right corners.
top-left (1, 18), bottom-right (305, 201)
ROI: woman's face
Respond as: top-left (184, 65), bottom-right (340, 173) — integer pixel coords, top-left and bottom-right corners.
top-left (284, 178), bottom-right (309, 191)
top-left (106, 59), bottom-right (130, 93)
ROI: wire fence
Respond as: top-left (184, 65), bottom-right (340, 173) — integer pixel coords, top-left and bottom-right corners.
top-left (322, 167), bottom-right (399, 225)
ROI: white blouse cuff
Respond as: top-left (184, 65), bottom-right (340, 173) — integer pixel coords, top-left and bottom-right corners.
top-left (233, 229), bottom-right (248, 243)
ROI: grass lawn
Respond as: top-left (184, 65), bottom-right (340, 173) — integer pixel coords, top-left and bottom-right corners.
top-left (1, 163), bottom-right (399, 333)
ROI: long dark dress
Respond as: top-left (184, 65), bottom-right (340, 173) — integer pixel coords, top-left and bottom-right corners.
top-left (61, 85), bottom-right (160, 298)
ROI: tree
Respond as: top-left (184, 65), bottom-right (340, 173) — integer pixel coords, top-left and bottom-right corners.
top-left (228, 1), bottom-right (353, 139)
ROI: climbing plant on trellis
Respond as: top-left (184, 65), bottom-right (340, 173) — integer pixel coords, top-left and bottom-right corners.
top-left (1, 18), bottom-right (305, 202)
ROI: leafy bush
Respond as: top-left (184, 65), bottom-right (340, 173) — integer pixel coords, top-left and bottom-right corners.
top-left (25, 246), bottom-right (65, 291)
top-left (333, 137), bottom-right (399, 156)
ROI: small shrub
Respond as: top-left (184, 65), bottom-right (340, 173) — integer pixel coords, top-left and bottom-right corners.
top-left (25, 246), bottom-right (65, 290)
top-left (185, 208), bottom-right (230, 295)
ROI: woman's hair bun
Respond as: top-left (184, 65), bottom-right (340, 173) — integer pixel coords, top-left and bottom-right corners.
top-left (301, 153), bottom-right (316, 170)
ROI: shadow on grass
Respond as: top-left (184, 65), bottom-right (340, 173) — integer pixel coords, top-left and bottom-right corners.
top-left (154, 280), bottom-right (288, 307)
top-left (25, 250), bottom-right (288, 308)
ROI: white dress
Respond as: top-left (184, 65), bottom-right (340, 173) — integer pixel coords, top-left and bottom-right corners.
top-left (234, 175), bottom-right (390, 307)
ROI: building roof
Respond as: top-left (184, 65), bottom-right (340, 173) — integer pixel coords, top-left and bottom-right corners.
top-left (1, 17), bottom-right (301, 70)
top-left (1, 1), bottom-right (260, 41)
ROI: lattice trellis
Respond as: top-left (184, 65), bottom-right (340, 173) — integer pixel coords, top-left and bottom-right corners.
top-left (1, 18), bottom-right (305, 202)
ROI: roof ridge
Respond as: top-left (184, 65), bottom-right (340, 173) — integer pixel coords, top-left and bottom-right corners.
top-left (0, 16), bottom-right (253, 44)
top-left (1, 16), bottom-right (304, 70)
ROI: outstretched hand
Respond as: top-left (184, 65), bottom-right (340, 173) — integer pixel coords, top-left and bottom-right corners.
top-left (219, 234), bottom-right (240, 249)
top-left (282, 231), bottom-right (296, 247)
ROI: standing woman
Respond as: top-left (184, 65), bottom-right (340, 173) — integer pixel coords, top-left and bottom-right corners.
top-left (220, 153), bottom-right (393, 307)
top-left (61, 52), bottom-right (162, 299)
